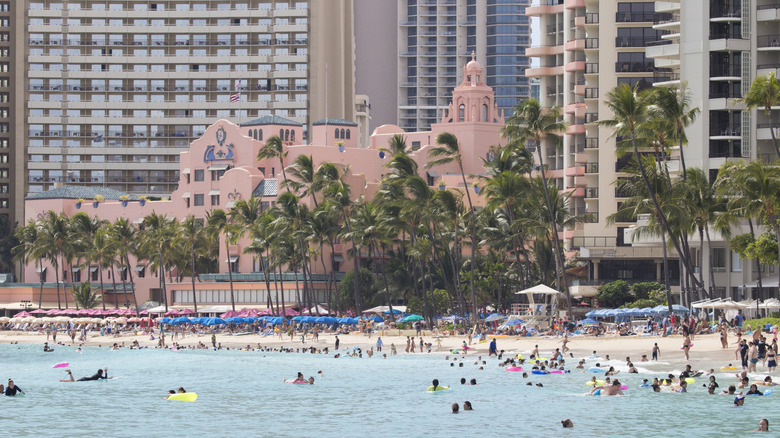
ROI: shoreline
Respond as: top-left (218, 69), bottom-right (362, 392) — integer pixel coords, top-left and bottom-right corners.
top-left (0, 329), bottom-right (754, 370)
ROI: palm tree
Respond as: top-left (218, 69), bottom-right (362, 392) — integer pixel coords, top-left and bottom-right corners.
top-left (600, 84), bottom-right (703, 305)
top-left (12, 220), bottom-right (49, 308)
top-left (110, 218), bottom-right (140, 315)
top-left (72, 282), bottom-right (101, 309)
top-left (502, 99), bottom-right (573, 318)
top-left (177, 215), bottom-right (208, 313)
top-left (81, 227), bottom-right (115, 310)
top-left (140, 213), bottom-right (176, 312)
top-left (427, 132), bottom-right (479, 322)
top-left (736, 72), bottom-right (780, 160)
top-left (41, 211), bottom-right (70, 309)
top-left (323, 175), bottom-right (362, 311)
top-left (244, 210), bottom-right (278, 313)
top-left (716, 160), bottom-right (780, 290)
top-left (206, 209), bottom-right (239, 311)
top-left (647, 82), bottom-right (700, 178)
top-left (349, 200), bottom-right (396, 319)
top-left (257, 135), bottom-right (291, 190)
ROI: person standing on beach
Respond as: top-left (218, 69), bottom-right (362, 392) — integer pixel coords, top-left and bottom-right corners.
top-left (376, 337), bottom-right (383, 352)
top-left (410, 338), bottom-right (416, 353)
top-left (652, 343), bottom-right (660, 360)
top-left (335, 335), bottom-right (340, 350)
top-left (682, 334), bottom-right (691, 360)
top-left (749, 341), bottom-right (759, 372)
top-left (740, 340), bottom-right (749, 370)
top-left (419, 337), bottom-right (424, 353)
top-left (211, 333), bottom-right (216, 348)
top-left (405, 336), bottom-right (410, 353)
top-left (489, 338), bottom-right (497, 357)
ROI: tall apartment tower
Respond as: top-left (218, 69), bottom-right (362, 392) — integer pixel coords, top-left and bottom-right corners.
top-left (20, 0), bottom-right (355, 203)
top-left (0, 1), bottom-right (21, 223)
top-left (525, 1), bottom-right (678, 297)
top-left (642, 0), bottom-right (780, 299)
top-left (394, 0), bottom-right (532, 132)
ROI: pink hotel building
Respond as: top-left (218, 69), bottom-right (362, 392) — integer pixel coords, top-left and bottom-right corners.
top-left (8, 59), bottom-right (508, 310)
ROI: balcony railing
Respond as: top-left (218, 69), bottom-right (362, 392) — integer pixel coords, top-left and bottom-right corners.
top-left (617, 36), bottom-right (668, 47)
top-left (615, 62), bottom-right (657, 73)
top-left (585, 38), bottom-right (599, 49)
top-left (584, 211), bottom-right (599, 223)
top-left (585, 13), bottom-right (599, 24)
top-left (585, 137), bottom-right (599, 149)
top-left (616, 12), bottom-right (671, 23)
top-left (758, 35), bottom-right (780, 48)
top-left (584, 163), bottom-right (599, 173)
top-left (585, 63), bottom-right (599, 74)
top-left (710, 5), bottom-right (741, 18)
top-left (710, 125), bottom-right (741, 136)
top-left (585, 112), bottom-right (598, 123)
top-left (585, 88), bottom-right (599, 98)
top-left (585, 187), bottom-right (599, 198)
top-left (711, 30), bottom-right (744, 40)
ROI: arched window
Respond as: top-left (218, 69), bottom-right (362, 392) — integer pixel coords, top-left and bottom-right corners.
top-left (290, 130), bottom-right (295, 142)
top-left (335, 128), bottom-right (340, 139)
top-left (284, 129), bottom-right (289, 141)
top-left (458, 104), bottom-right (465, 122)
top-left (253, 129), bottom-right (258, 140)
top-left (482, 104), bottom-right (488, 122)
top-left (340, 129), bottom-right (345, 139)
top-left (345, 129), bottom-right (350, 140)
top-left (258, 129), bottom-right (263, 140)
top-left (279, 128), bottom-right (284, 138)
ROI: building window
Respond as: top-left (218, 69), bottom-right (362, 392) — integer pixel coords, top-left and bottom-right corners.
top-left (211, 195), bottom-right (220, 205)
top-left (712, 248), bottom-right (726, 271)
top-left (459, 104), bottom-right (465, 122)
top-left (135, 265), bottom-right (146, 278)
top-left (731, 250), bottom-right (742, 272)
top-left (345, 129), bottom-right (350, 140)
top-left (72, 269), bottom-right (81, 283)
top-left (90, 267), bottom-right (98, 282)
top-left (194, 194), bottom-right (204, 206)
top-left (335, 128), bottom-right (340, 139)
top-left (194, 169), bottom-right (204, 181)
top-left (482, 104), bottom-right (488, 122)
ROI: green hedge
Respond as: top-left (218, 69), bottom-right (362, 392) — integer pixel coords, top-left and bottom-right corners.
top-left (743, 318), bottom-right (780, 331)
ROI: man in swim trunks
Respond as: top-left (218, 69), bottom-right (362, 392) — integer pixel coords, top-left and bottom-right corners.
top-left (488, 339), bottom-right (497, 356)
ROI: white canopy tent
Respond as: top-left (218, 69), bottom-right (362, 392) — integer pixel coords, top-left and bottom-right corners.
top-left (514, 284), bottom-right (560, 322)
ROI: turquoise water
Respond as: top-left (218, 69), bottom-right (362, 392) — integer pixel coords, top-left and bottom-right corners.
top-left (0, 342), bottom-right (774, 437)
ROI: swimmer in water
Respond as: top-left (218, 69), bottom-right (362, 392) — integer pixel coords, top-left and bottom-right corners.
top-left (430, 379), bottom-right (444, 391)
top-left (463, 401), bottom-right (473, 411)
top-left (452, 403), bottom-right (459, 414)
top-left (165, 390), bottom-right (175, 399)
top-left (755, 419), bottom-right (769, 432)
top-left (60, 368), bottom-right (110, 382)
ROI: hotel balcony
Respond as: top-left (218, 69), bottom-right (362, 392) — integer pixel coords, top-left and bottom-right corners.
top-left (526, 44), bottom-right (565, 57)
top-left (566, 165), bottom-right (585, 177)
top-left (526, 65), bottom-right (565, 77)
top-left (569, 187), bottom-right (585, 198)
top-left (584, 162), bottom-right (598, 173)
top-left (757, 3), bottom-right (780, 22)
top-left (566, 124), bottom-right (586, 135)
top-left (526, 1), bottom-right (565, 16)
top-left (757, 122), bottom-right (780, 141)
top-left (565, 0), bottom-right (585, 9)
top-left (565, 39), bottom-right (585, 51)
top-left (565, 61), bottom-right (585, 72)
top-left (646, 41), bottom-right (679, 59)
top-left (584, 187), bottom-right (599, 199)
top-left (758, 35), bottom-right (780, 50)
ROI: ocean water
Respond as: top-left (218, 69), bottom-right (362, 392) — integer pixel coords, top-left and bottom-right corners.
top-left (0, 342), bottom-right (773, 437)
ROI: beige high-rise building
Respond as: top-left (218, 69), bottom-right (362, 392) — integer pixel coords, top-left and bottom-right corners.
top-left (0, 1), bottom-right (21, 223)
top-left (13, 0), bottom-right (356, 218)
top-left (527, 0), bottom-right (780, 302)
top-left (526, 0), bottom-right (680, 299)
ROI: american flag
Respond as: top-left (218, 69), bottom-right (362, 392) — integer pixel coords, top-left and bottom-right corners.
top-left (230, 93), bottom-right (240, 102)
top-left (234, 79), bottom-right (242, 89)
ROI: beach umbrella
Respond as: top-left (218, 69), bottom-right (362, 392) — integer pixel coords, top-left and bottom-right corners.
top-left (53, 316), bottom-right (70, 323)
top-left (30, 309), bottom-right (48, 314)
top-left (400, 314), bottom-right (424, 323)
top-left (581, 318), bottom-right (599, 325)
top-left (159, 317), bottom-right (172, 324)
top-left (170, 317), bottom-right (191, 325)
top-left (128, 317), bottom-right (141, 323)
top-left (176, 309), bottom-right (195, 316)
top-left (113, 317), bottom-right (128, 324)
top-left (369, 316), bottom-right (383, 323)
top-left (9, 317), bottom-right (21, 323)
top-left (13, 311), bottom-right (33, 318)
top-left (670, 304), bottom-right (690, 314)
top-left (0, 316), bottom-right (9, 322)
top-left (220, 310), bottom-right (240, 318)
top-left (203, 317), bottom-right (226, 326)
top-left (484, 313), bottom-right (507, 322)
top-left (383, 308), bottom-right (403, 314)
top-left (505, 318), bottom-right (525, 326)
top-left (164, 309), bottom-right (181, 317)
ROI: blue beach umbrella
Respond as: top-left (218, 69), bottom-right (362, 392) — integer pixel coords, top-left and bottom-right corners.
top-left (170, 316), bottom-right (191, 325)
top-left (369, 316), bottom-right (383, 323)
top-left (384, 309), bottom-right (403, 314)
top-left (202, 317), bottom-right (226, 326)
top-left (505, 318), bottom-right (525, 326)
top-left (159, 317), bottom-right (172, 324)
top-left (581, 318), bottom-right (599, 325)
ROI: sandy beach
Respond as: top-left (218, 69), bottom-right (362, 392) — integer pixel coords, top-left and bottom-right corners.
top-left (0, 328), bottom-right (747, 370)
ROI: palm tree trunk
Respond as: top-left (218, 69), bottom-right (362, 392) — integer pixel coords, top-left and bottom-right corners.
top-left (457, 164), bottom-right (479, 324)
top-left (190, 249), bottom-right (199, 313)
top-left (697, 227), bottom-right (705, 301)
top-left (748, 219), bottom-right (764, 301)
top-left (99, 268), bottom-right (106, 310)
top-left (629, 129), bottom-right (702, 292)
top-left (63, 257), bottom-right (70, 309)
top-left (536, 148), bottom-right (573, 320)
top-left (660, 225), bottom-right (673, 314)
top-left (124, 251), bottom-right (139, 316)
top-left (159, 248), bottom-right (168, 312)
top-left (37, 258), bottom-right (44, 309)
top-left (277, 265), bottom-right (286, 315)
top-left (377, 241), bottom-right (395, 318)
top-left (224, 238), bottom-right (236, 311)
top-left (678, 129), bottom-right (688, 179)
top-left (108, 264), bottom-right (119, 307)
top-left (704, 225), bottom-right (717, 300)
top-left (769, 112), bottom-right (780, 161)
top-left (54, 261), bottom-right (61, 309)
top-left (259, 253), bottom-right (274, 312)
